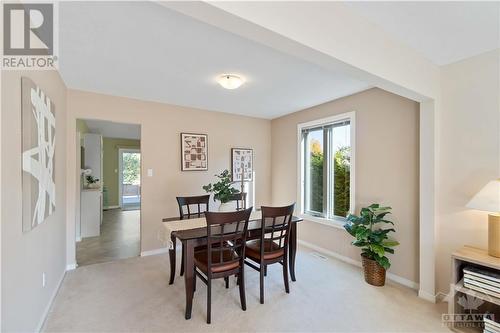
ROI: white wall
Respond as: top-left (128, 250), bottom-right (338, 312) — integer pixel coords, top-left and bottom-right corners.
top-left (271, 88), bottom-right (420, 284)
top-left (65, 89), bottom-right (272, 266)
top-left (436, 49), bottom-right (500, 294)
top-left (1, 70), bottom-right (68, 332)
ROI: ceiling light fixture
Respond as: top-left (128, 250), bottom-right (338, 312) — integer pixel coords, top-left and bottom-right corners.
top-left (217, 74), bottom-right (245, 90)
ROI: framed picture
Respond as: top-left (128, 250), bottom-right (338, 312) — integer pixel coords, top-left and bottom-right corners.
top-left (231, 148), bottom-right (253, 182)
top-left (181, 133), bottom-right (208, 171)
top-left (22, 77), bottom-right (56, 232)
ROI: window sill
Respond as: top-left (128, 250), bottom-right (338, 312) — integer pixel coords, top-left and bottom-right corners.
top-left (298, 214), bottom-right (346, 230)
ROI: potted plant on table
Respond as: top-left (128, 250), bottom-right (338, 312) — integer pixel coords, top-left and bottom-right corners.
top-left (85, 175), bottom-right (100, 189)
top-left (202, 169), bottom-right (240, 212)
top-left (343, 204), bottom-right (399, 286)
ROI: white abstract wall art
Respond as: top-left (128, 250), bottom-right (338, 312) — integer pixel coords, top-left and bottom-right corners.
top-left (21, 77), bottom-right (56, 232)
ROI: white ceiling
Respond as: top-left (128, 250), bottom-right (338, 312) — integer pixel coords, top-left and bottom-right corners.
top-left (85, 119), bottom-right (141, 140)
top-left (346, 1), bottom-right (500, 66)
top-left (59, 1), bottom-right (371, 119)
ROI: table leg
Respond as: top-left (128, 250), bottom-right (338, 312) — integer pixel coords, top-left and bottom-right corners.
top-left (184, 239), bottom-right (195, 320)
top-left (169, 235), bottom-right (176, 285)
top-left (289, 222), bottom-right (297, 282)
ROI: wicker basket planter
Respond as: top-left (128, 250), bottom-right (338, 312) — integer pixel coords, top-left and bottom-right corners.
top-left (361, 254), bottom-right (386, 286)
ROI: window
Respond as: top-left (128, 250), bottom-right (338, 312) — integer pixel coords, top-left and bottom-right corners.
top-left (298, 112), bottom-right (354, 223)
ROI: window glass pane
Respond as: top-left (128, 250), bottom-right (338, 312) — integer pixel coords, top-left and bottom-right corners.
top-left (331, 123), bottom-right (351, 217)
top-left (305, 128), bottom-right (324, 215)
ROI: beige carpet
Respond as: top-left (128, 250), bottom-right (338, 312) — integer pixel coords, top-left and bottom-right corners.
top-left (43, 246), bottom-right (449, 332)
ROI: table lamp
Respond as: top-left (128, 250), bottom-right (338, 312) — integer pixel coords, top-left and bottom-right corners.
top-left (466, 179), bottom-right (500, 257)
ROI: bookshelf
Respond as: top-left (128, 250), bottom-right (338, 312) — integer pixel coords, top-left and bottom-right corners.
top-left (449, 246), bottom-right (500, 333)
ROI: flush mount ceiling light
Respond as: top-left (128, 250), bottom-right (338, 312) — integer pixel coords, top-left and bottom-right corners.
top-left (217, 74), bottom-right (245, 90)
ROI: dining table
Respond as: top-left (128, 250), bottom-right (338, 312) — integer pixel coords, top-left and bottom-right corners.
top-left (159, 211), bottom-right (303, 319)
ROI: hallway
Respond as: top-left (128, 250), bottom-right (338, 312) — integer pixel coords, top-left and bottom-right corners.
top-left (76, 209), bottom-right (140, 266)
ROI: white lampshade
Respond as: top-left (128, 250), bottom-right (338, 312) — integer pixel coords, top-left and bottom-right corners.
top-left (466, 179), bottom-right (500, 212)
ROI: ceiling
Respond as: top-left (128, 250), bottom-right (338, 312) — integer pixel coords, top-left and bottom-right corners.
top-left (346, 1), bottom-right (500, 66)
top-left (59, 1), bottom-right (370, 119)
top-left (85, 119), bottom-right (141, 140)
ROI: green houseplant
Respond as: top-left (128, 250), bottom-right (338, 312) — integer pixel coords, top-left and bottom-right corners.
top-left (85, 175), bottom-right (100, 189)
top-left (202, 170), bottom-right (239, 211)
top-left (344, 204), bottom-right (399, 286)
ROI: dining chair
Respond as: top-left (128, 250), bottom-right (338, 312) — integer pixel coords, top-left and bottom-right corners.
top-left (176, 195), bottom-right (210, 219)
top-left (228, 192), bottom-right (247, 210)
top-left (193, 207), bottom-right (253, 324)
top-left (244, 203), bottom-right (295, 304)
top-left (176, 195), bottom-right (210, 276)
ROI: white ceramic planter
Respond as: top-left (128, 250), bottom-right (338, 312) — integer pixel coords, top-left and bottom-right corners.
top-left (218, 202), bottom-right (234, 212)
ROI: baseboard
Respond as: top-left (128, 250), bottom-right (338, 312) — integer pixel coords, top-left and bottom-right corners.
top-left (104, 205), bottom-right (120, 210)
top-left (140, 247), bottom-right (168, 257)
top-left (298, 239), bottom-right (420, 291)
top-left (436, 291), bottom-right (448, 303)
top-left (418, 289), bottom-right (437, 303)
top-left (386, 271), bottom-right (419, 290)
top-left (66, 263), bottom-right (77, 271)
top-left (36, 269), bottom-right (66, 332)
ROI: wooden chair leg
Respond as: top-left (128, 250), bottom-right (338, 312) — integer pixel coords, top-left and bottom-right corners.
top-left (238, 268), bottom-right (247, 311)
top-left (193, 268), bottom-right (197, 292)
top-left (283, 256), bottom-right (290, 293)
top-left (224, 276), bottom-right (229, 289)
top-left (259, 263), bottom-right (265, 304)
top-left (180, 244), bottom-right (185, 276)
top-left (207, 278), bottom-right (212, 324)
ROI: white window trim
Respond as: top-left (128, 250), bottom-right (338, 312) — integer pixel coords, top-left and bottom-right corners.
top-left (296, 111), bottom-right (356, 227)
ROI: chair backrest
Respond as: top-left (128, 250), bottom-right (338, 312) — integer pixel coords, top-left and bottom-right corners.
top-left (260, 204), bottom-right (295, 255)
top-left (228, 192), bottom-right (247, 210)
top-left (176, 195), bottom-right (210, 219)
top-left (205, 207), bottom-right (253, 274)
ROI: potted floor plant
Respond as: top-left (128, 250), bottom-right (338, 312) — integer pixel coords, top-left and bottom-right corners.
top-left (344, 204), bottom-right (399, 286)
top-left (202, 169), bottom-right (240, 212)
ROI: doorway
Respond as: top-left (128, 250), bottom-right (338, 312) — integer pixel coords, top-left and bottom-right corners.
top-left (119, 149), bottom-right (141, 211)
top-left (75, 118), bottom-right (141, 267)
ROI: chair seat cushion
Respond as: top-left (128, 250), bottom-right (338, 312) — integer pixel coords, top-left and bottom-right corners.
top-left (194, 248), bottom-right (240, 273)
top-left (245, 240), bottom-right (284, 261)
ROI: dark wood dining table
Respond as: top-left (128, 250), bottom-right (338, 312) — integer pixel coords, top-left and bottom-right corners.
top-left (162, 214), bottom-right (303, 320)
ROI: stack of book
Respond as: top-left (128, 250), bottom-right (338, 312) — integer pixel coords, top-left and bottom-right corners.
top-left (463, 266), bottom-right (500, 299)
top-left (484, 318), bottom-right (500, 333)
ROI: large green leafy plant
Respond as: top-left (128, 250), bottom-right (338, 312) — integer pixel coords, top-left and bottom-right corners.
top-left (344, 204), bottom-right (399, 270)
top-left (202, 170), bottom-right (239, 203)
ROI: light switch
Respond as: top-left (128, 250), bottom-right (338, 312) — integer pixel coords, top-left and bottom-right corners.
top-left (147, 168), bottom-right (153, 177)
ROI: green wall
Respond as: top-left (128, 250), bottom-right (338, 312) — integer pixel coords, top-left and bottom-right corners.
top-left (76, 119), bottom-right (89, 136)
top-left (102, 138), bottom-right (141, 207)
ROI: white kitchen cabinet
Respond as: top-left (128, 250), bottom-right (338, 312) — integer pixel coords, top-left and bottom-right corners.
top-left (83, 133), bottom-right (103, 183)
top-left (82, 133), bottom-right (103, 234)
top-left (81, 189), bottom-right (102, 238)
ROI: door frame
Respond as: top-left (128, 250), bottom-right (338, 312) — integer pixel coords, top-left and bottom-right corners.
top-left (118, 148), bottom-right (141, 208)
